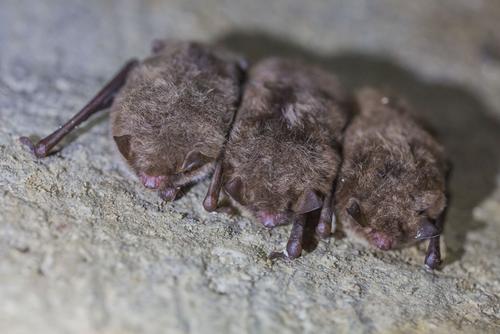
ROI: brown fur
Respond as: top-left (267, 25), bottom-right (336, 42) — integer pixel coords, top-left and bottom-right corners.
top-left (335, 88), bottom-right (449, 250)
top-left (221, 58), bottom-right (349, 225)
top-left (110, 40), bottom-right (244, 195)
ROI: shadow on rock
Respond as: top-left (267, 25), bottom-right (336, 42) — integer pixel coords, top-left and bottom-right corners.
top-left (215, 31), bottom-right (500, 265)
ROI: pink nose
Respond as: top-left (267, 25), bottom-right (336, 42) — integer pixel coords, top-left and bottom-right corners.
top-left (139, 173), bottom-right (166, 189)
top-left (371, 231), bottom-right (393, 250)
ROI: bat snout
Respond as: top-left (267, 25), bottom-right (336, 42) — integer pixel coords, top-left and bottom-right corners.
top-left (370, 231), bottom-right (394, 250)
top-left (139, 173), bottom-right (167, 189)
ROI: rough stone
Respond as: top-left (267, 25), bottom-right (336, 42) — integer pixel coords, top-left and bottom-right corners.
top-left (1, 1), bottom-right (499, 333)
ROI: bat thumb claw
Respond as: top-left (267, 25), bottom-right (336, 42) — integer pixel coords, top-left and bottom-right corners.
top-left (203, 195), bottom-right (218, 212)
top-left (20, 137), bottom-right (47, 158)
top-left (268, 250), bottom-right (288, 260)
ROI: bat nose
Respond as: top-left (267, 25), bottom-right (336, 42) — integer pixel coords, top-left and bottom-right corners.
top-left (371, 231), bottom-right (393, 250)
top-left (139, 173), bottom-right (166, 189)
top-left (416, 219), bottom-right (440, 240)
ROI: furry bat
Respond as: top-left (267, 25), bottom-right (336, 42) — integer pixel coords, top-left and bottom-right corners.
top-left (335, 88), bottom-right (450, 269)
top-left (203, 57), bottom-right (350, 258)
top-left (20, 40), bottom-right (246, 200)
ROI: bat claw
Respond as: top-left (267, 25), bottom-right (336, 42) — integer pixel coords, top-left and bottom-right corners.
top-left (203, 195), bottom-right (218, 212)
top-left (19, 137), bottom-right (47, 158)
top-left (268, 250), bottom-right (289, 260)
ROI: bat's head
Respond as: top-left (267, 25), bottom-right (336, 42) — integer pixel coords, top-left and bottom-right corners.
top-left (109, 40), bottom-right (243, 201)
top-left (336, 154), bottom-right (447, 250)
top-left (113, 132), bottom-right (221, 201)
top-left (222, 119), bottom-right (339, 227)
top-left (340, 194), bottom-right (445, 250)
top-left (222, 173), bottom-right (326, 228)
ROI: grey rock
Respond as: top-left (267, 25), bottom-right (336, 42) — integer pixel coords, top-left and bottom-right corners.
top-left (1, 1), bottom-right (499, 333)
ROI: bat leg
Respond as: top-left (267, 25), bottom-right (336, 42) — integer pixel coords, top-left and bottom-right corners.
top-left (316, 191), bottom-right (334, 239)
top-left (20, 60), bottom-right (138, 158)
top-left (203, 160), bottom-right (223, 212)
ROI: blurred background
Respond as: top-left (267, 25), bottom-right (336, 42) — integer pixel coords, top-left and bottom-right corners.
top-left (1, 1), bottom-right (499, 333)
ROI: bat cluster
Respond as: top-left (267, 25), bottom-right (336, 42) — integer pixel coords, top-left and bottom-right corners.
top-left (21, 40), bottom-right (449, 269)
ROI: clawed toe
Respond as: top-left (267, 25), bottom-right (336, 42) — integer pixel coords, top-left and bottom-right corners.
top-left (19, 137), bottom-right (48, 158)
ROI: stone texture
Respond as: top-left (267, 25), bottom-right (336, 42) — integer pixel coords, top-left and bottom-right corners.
top-left (1, 1), bottom-right (499, 333)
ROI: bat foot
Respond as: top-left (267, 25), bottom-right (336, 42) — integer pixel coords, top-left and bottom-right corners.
top-left (19, 137), bottom-right (48, 158)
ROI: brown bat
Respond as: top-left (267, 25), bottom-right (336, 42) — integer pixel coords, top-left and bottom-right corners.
top-left (20, 40), bottom-right (246, 200)
top-left (335, 88), bottom-right (450, 269)
top-left (203, 57), bottom-right (350, 258)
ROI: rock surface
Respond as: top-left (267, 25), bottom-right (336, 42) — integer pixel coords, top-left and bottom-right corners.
top-left (1, 1), bottom-right (499, 333)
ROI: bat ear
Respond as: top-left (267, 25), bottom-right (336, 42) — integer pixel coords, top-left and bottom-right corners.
top-left (180, 150), bottom-right (211, 172)
top-left (113, 135), bottom-right (132, 160)
top-left (416, 218), bottom-right (440, 240)
top-left (346, 198), bottom-right (364, 225)
top-left (224, 176), bottom-right (246, 204)
top-left (293, 189), bottom-right (323, 214)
